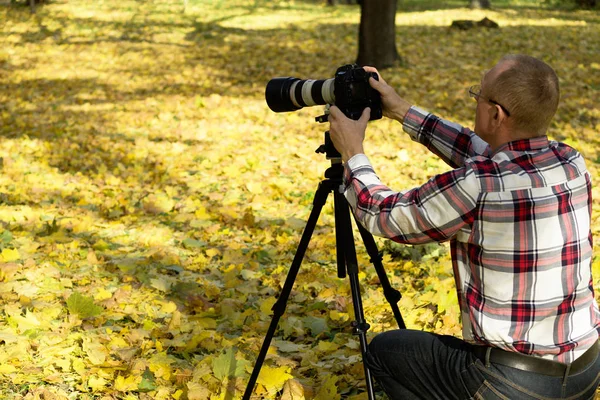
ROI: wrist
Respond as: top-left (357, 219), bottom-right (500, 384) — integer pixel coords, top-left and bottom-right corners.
top-left (391, 100), bottom-right (412, 123)
top-left (342, 146), bottom-right (364, 162)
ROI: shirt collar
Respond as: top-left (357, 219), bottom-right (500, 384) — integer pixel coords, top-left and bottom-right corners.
top-left (493, 136), bottom-right (549, 155)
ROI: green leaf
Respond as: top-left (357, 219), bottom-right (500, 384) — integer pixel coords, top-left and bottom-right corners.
top-left (212, 348), bottom-right (249, 380)
top-left (306, 301), bottom-right (327, 312)
top-left (138, 369), bottom-right (157, 393)
top-left (303, 316), bottom-right (328, 336)
top-left (0, 230), bottom-right (12, 246)
top-left (182, 238), bottom-right (206, 249)
top-left (66, 292), bottom-right (103, 319)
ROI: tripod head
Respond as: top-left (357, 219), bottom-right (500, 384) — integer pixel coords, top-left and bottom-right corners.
top-left (315, 131), bottom-right (342, 164)
top-left (315, 108), bottom-right (343, 164)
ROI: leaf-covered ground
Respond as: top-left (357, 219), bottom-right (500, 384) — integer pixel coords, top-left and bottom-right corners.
top-left (0, 0), bottom-right (599, 398)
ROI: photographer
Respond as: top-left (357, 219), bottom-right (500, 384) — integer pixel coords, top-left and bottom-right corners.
top-left (329, 54), bottom-right (600, 399)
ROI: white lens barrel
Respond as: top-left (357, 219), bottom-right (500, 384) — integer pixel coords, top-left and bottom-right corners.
top-left (289, 78), bottom-right (335, 108)
top-left (301, 80), bottom-right (317, 106)
top-left (289, 80), bottom-right (302, 108)
top-left (321, 79), bottom-right (335, 104)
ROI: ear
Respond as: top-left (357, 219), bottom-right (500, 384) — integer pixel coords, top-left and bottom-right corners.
top-left (490, 104), bottom-right (505, 129)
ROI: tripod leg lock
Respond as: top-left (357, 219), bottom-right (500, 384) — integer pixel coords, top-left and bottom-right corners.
top-left (384, 288), bottom-right (402, 304)
top-left (351, 321), bottom-right (371, 335)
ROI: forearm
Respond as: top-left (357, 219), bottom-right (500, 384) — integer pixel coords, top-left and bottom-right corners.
top-left (343, 155), bottom-right (475, 244)
top-left (403, 107), bottom-right (490, 168)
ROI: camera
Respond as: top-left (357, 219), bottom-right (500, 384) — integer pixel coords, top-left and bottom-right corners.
top-left (265, 64), bottom-right (383, 121)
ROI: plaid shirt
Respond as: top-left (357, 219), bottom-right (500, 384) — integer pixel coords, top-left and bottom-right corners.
top-left (344, 106), bottom-right (599, 363)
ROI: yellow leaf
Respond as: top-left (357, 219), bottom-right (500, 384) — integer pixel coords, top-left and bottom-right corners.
top-left (186, 382), bottom-right (211, 400)
top-left (149, 352), bottom-right (174, 380)
top-left (114, 375), bottom-right (140, 392)
top-left (109, 336), bottom-right (129, 349)
top-left (281, 379), bottom-right (305, 400)
top-left (92, 240), bottom-right (110, 251)
top-left (173, 389), bottom-right (185, 400)
top-left (418, 290), bottom-right (437, 304)
top-left (257, 365), bottom-right (293, 392)
top-left (194, 205), bottom-right (211, 220)
top-left (317, 341), bottom-right (339, 352)
top-left (329, 310), bottom-right (349, 322)
top-left (0, 364), bottom-right (16, 374)
top-left (94, 288), bottom-right (113, 301)
top-left (245, 181), bottom-right (263, 194)
top-left (142, 193), bottom-right (175, 214)
top-left (160, 301), bottom-right (178, 314)
top-left (205, 248), bottom-right (220, 258)
top-left (88, 375), bottom-right (108, 392)
top-left (0, 248), bottom-right (20, 262)
top-left (83, 338), bottom-right (108, 366)
top-left (168, 310), bottom-right (182, 330)
top-left (73, 358), bottom-right (86, 375)
top-left (260, 297), bottom-right (277, 315)
top-left (315, 375), bottom-right (340, 400)
top-left (7, 308), bottom-right (47, 332)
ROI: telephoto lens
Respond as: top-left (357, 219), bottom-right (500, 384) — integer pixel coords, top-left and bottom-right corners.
top-left (265, 77), bottom-right (335, 113)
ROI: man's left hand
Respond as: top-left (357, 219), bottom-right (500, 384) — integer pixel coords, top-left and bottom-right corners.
top-left (329, 106), bottom-right (371, 162)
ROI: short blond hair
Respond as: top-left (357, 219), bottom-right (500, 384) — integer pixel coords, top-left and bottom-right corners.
top-left (488, 55), bottom-right (559, 136)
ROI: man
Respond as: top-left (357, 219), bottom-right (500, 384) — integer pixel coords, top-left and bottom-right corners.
top-left (328, 55), bottom-right (600, 399)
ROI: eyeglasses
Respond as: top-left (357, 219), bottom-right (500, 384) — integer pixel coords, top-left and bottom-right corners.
top-left (468, 85), bottom-right (511, 116)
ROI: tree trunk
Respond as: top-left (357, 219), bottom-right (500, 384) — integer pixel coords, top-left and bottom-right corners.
top-left (469, 0), bottom-right (491, 9)
top-left (356, 0), bottom-right (399, 69)
top-left (575, 0), bottom-right (596, 7)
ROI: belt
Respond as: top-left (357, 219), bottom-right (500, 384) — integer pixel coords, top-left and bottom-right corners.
top-left (472, 340), bottom-right (600, 377)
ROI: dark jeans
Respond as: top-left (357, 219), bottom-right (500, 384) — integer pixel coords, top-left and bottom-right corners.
top-left (366, 329), bottom-right (600, 400)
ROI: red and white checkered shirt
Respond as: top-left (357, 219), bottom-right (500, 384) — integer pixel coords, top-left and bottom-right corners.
top-left (344, 106), bottom-right (599, 363)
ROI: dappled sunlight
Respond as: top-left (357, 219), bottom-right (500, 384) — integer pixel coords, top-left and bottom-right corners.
top-left (216, 9), bottom-right (357, 30)
top-left (0, 0), bottom-right (599, 398)
top-left (394, 8), bottom-right (592, 26)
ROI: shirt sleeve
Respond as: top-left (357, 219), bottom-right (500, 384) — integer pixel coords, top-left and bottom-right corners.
top-left (403, 106), bottom-right (491, 168)
top-left (344, 154), bottom-right (479, 244)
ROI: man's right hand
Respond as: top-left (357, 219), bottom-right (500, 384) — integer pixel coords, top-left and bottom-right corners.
top-left (363, 66), bottom-right (412, 124)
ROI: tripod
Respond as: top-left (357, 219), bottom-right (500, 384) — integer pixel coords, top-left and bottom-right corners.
top-left (243, 132), bottom-right (405, 400)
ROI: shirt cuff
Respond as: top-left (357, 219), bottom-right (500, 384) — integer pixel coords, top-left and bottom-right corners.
top-left (346, 153), bottom-right (371, 171)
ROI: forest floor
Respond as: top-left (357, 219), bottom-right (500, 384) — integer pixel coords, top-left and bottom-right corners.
top-left (0, 0), bottom-right (599, 398)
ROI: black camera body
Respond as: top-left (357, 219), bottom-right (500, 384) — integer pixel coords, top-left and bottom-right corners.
top-left (333, 64), bottom-right (383, 121)
top-left (265, 64), bottom-right (382, 122)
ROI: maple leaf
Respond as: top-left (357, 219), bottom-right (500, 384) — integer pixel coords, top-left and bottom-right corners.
top-left (212, 348), bottom-right (249, 380)
top-left (281, 379), bottom-right (306, 400)
top-left (114, 375), bottom-right (141, 392)
top-left (187, 382), bottom-right (212, 400)
top-left (315, 375), bottom-right (340, 400)
top-left (138, 368), bottom-right (157, 392)
top-left (66, 292), bottom-right (103, 319)
top-left (257, 365), bottom-right (294, 393)
top-left (0, 248), bottom-right (20, 262)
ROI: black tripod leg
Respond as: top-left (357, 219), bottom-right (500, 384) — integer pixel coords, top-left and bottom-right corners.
top-left (333, 189), bottom-right (376, 400)
top-left (242, 181), bottom-right (332, 400)
top-left (355, 221), bottom-right (406, 329)
top-left (334, 187), bottom-right (347, 280)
